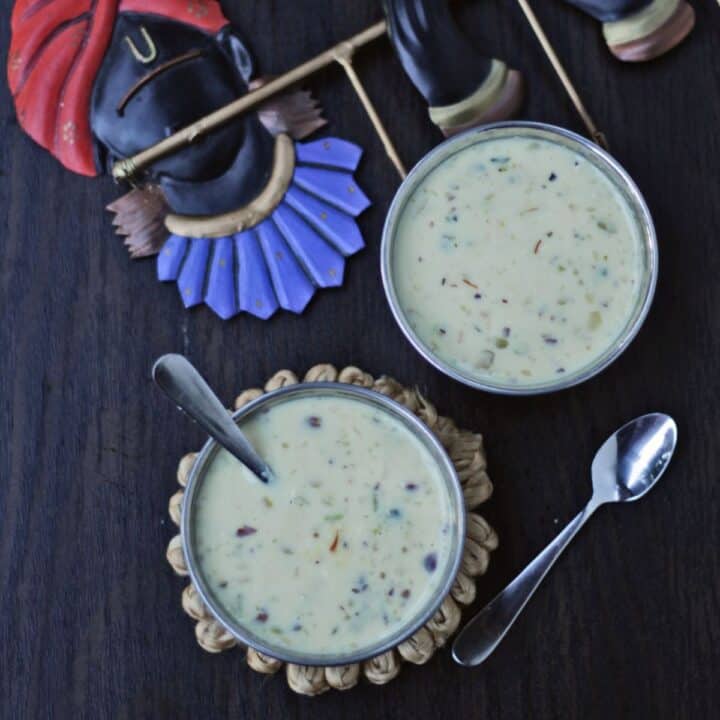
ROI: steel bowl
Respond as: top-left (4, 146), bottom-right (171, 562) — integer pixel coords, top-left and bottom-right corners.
top-left (381, 121), bottom-right (658, 395)
top-left (181, 382), bottom-right (466, 666)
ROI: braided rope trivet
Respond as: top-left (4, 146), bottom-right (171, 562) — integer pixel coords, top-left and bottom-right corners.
top-left (166, 364), bottom-right (497, 695)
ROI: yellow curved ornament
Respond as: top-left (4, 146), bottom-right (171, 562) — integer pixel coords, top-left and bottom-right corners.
top-left (164, 134), bottom-right (296, 239)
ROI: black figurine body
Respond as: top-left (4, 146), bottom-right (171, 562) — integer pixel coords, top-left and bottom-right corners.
top-left (92, 13), bottom-right (276, 216)
top-left (382, 0), bottom-right (523, 136)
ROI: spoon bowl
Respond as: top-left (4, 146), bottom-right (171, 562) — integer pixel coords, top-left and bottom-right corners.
top-left (591, 413), bottom-right (678, 504)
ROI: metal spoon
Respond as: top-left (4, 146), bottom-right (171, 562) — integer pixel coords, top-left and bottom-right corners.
top-left (152, 354), bottom-right (272, 483)
top-left (452, 412), bottom-right (678, 667)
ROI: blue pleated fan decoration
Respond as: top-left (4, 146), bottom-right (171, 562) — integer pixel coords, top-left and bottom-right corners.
top-left (157, 137), bottom-right (370, 319)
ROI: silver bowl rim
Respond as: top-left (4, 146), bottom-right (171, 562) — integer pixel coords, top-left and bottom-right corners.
top-left (180, 381), bottom-right (466, 667)
top-left (380, 120), bottom-right (659, 396)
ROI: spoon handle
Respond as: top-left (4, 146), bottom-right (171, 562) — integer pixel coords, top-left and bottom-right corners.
top-left (452, 501), bottom-right (598, 667)
top-left (152, 354), bottom-right (271, 483)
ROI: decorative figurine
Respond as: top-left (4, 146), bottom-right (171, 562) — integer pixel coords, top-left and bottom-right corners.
top-left (7, 0), bottom-right (370, 319)
top-left (564, 0), bottom-right (695, 61)
top-left (7, 0), bottom-right (695, 319)
top-left (381, 0), bottom-right (524, 136)
top-left (380, 0), bottom-right (695, 139)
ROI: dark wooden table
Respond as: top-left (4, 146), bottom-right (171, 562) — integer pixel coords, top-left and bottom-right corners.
top-left (2, 1), bottom-right (719, 718)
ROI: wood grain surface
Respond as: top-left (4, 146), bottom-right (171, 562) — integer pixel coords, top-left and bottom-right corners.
top-left (1, 1), bottom-right (719, 718)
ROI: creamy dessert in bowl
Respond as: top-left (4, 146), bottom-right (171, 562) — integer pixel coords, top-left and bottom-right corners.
top-left (381, 122), bottom-right (658, 394)
top-left (182, 383), bottom-right (465, 666)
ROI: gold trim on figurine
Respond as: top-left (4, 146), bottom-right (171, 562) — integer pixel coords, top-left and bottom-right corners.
top-left (124, 26), bottom-right (158, 65)
top-left (603, 0), bottom-right (695, 62)
top-left (604, 0), bottom-right (679, 45)
top-left (164, 133), bottom-right (295, 238)
top-left (428, 61), bottom-right (524, 136)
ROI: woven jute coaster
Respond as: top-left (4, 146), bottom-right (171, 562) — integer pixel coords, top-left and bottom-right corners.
top-left (166, 364), bottom-right (497, 696)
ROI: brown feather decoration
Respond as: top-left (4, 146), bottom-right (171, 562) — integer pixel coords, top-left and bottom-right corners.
top-left (251, 79), bottom-right (327, 139)
top-left (106, 185), bottom-right (170, 258)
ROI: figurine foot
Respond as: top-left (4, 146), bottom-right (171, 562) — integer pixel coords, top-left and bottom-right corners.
top-left (468, 69), bottom-right (524, 129)
top-left (430, 66), bottom-right (524, 137)
top-left (604, 0), bottom-right (695, 62)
